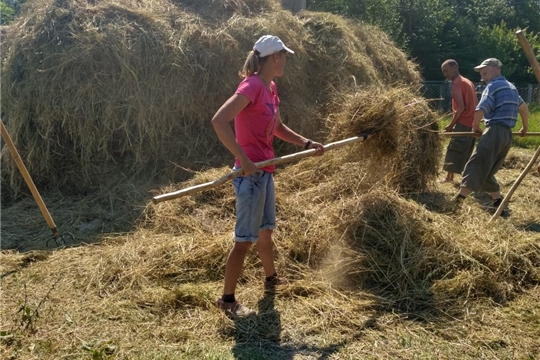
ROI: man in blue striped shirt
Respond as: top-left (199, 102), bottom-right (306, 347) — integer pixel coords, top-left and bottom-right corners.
top-left (453, 58), bottom-right (529, 214)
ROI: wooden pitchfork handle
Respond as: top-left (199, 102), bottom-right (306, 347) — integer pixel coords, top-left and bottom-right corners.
top-left (489, 145), bottom-right (540, 222)
top-left (441, 132), bottom-right (540, 137)
top-left (152, 133), bottom-right (375, 203)
top-left (489, 29), bottom-right (540, 222)
top-left (0, 118), bottom-right (60, 239)
top-left (517, 29), bottom-right (540, 82)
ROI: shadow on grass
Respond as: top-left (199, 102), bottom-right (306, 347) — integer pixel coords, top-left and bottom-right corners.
top-left (416, 190), bottom-right (513, 218)
top-left (0, 189), bottom-right (148, 252)
top-left (515, 222), bottom-right (540, 232)
top-left (412, 190), bottom-right (454, 213)
top-left (470, 192), bottom-right (515, 218)
top-left (229, 289), bottom-right (351, 360)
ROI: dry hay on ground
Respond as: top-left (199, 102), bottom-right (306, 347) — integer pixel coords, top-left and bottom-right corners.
top-left (146, 144), bottom-right (539, 314)
top-left (1, 1), bottom-right (539, 358)
top-left (0, 0), bottom-right (420, 202)
top-left (324, 190), bottom-right (539, 313)
top-left (1, 153), bottom-right (539, 358)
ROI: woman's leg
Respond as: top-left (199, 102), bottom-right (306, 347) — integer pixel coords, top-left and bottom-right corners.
top-left (257, 173), bottom-right (277, 277)
top-left (256, 229), bottom-right (276, 277)
top-left (223, 241), bottom-right (252, 295)
top-left (222, 172), bottom-right (266, 296)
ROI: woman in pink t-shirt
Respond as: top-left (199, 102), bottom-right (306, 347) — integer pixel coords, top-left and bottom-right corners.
top-left (212, 35), bottom-right (324, 317)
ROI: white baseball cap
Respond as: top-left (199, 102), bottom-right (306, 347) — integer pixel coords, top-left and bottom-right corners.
top-left (253, 35), bottom-right (294, 58)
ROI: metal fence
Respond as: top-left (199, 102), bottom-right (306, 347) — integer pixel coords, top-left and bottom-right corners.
top-left (421, 81), bottom-right (540, 113)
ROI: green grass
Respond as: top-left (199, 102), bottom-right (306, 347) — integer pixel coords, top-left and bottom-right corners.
top-left (439, 105), bottom-right (540, 148)
top-left (514, 105), bottom-right (540, 148)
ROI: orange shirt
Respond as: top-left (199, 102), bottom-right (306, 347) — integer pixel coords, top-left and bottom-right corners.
top-left (452, 75), bottom-right (477, 127)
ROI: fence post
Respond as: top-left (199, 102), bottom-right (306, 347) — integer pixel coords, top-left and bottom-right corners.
top-left (281, 0), bottom-right (306, 13)
top-left (439, 84), bottom-right (444, 111)
top-left (527, 84), bottom-right (532, 103)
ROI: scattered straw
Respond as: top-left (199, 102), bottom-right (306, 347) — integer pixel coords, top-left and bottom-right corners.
top-left (1, 2), bottom-right (538, 358)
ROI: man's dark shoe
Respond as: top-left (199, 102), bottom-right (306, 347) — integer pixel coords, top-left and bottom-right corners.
top-left (492, 198), bottom-right (509, 217)
top-left (264, 274), bottom-right (288, 289)
top-left (449, 193), bottom-right (466, 212)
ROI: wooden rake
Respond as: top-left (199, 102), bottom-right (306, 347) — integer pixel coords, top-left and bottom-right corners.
top-left (1, 119), bottom-right (74, 247)
top-left (440, 132), bottom-right (540, 137)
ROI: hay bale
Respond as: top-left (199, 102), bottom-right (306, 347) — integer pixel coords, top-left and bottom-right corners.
top-left (327, 86), bottom-right (441, 193)
top-left (1, 0), bottom-right (421, 201)
top-left (389, 98), bottom-right (441, 193)
top-left (173, 0), bottom-right (281, 20)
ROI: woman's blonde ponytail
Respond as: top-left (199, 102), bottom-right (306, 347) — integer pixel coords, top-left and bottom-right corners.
top-left (239, 51), bottom-right (260, 78)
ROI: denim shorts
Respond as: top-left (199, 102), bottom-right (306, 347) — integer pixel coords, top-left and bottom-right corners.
top-left (232, 168), bottom-right (276, 242)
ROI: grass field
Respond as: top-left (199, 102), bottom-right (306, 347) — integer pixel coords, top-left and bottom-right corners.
top-left (440, 105), bottom-right (540, 148)
top-left (515, 105), bottom-right (540, 147)
top-left (1, 145), bottom-right (539, 360)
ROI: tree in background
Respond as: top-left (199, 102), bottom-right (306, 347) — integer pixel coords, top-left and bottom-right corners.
top-left (3, 0), bottom-right (25, 13)
top-left (307, 0), bottom-right (540, 82)
top-left (2, 0), bottom-right (539, 82)
top-left (0, 0), bottom-right (26, 24)
top-left (0, 1), bottom-right (15, 25)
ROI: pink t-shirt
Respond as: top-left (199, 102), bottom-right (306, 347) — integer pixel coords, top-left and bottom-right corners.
top-left (234, 74), bottom-right (280, 172)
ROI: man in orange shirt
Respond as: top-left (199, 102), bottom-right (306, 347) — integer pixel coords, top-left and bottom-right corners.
top-left (441, 59), bottom-right (478, 182)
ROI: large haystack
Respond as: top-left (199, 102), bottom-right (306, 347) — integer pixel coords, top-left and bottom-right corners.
top-left (1, 0), bottom-right (421, 201)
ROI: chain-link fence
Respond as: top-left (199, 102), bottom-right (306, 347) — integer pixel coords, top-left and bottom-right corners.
top-left (421, 81), bottom-right (540, 113)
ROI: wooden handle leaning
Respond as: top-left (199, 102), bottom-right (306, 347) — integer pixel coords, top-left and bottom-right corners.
top-left (0, 119), bottom-right (60, 238)
top-left (489, 145), bottom-right (540, 223)
top-left (516, 30), bottom-right (540, 82)
top-left (152, 134), bottom-right (371, 203)
top-left (440, 132), bottom-right (540, 137)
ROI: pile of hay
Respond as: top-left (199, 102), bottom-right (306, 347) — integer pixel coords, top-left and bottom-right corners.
top-left (146, 136), bottom-right (537, 315)
top-left (326, 86), bottom-right (440, 193)
top-left (147, 172), bottom-right (539, 315)
top-left (0, 0), bottom-right (421, 202)
top-left (324, 190), bottom-right (539, 313)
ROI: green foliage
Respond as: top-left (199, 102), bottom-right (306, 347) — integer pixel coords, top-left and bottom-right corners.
top-left (13, 280), bottom-right (59, 333)
top-left (513, 105), bottom-right (540, 148)
top-left (477, 23), bottom-right (520, 79)
top-left (307, 0), bottom-right (540, 83)
top-left (478, 23), bottom-right (540, 83)
top-left (3, 0), bottom-right (25, 13)
top-left (0, 1), bottom-right (15, 25)
top-left (17, 303), bottom-right (39, 332)
top-left (307, 0), bottom-right (403, 39)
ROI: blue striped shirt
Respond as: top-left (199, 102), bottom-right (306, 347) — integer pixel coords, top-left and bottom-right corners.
top-left (476, 76), bottom-right (524, 128)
